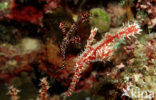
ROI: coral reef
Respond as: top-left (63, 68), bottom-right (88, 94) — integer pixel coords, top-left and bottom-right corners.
top-left (0, 0), bottom-right (156, 100)
top-left (136, 0), bottom-right (156, 29)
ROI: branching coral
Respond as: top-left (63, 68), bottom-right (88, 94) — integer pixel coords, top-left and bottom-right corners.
top-left (37, 77), bottom-right (50, 100)
top-left (7, 78), bottom-right (50, 100)
top-left (8, 86), bottom-right (20, 100)
top-left (65, 22), bottom-right (142, 96)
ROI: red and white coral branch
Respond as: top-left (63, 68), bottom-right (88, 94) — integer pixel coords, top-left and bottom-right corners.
top-left (65, 22), bottom-right (142, 96)
top-left (8, 86), bottom-right (20, 100)
top-left (37, 77), bottom-right (50, 100)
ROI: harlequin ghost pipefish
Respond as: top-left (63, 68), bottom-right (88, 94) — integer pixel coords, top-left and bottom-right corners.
top-left (65, 22), bottom-right (142, 96)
